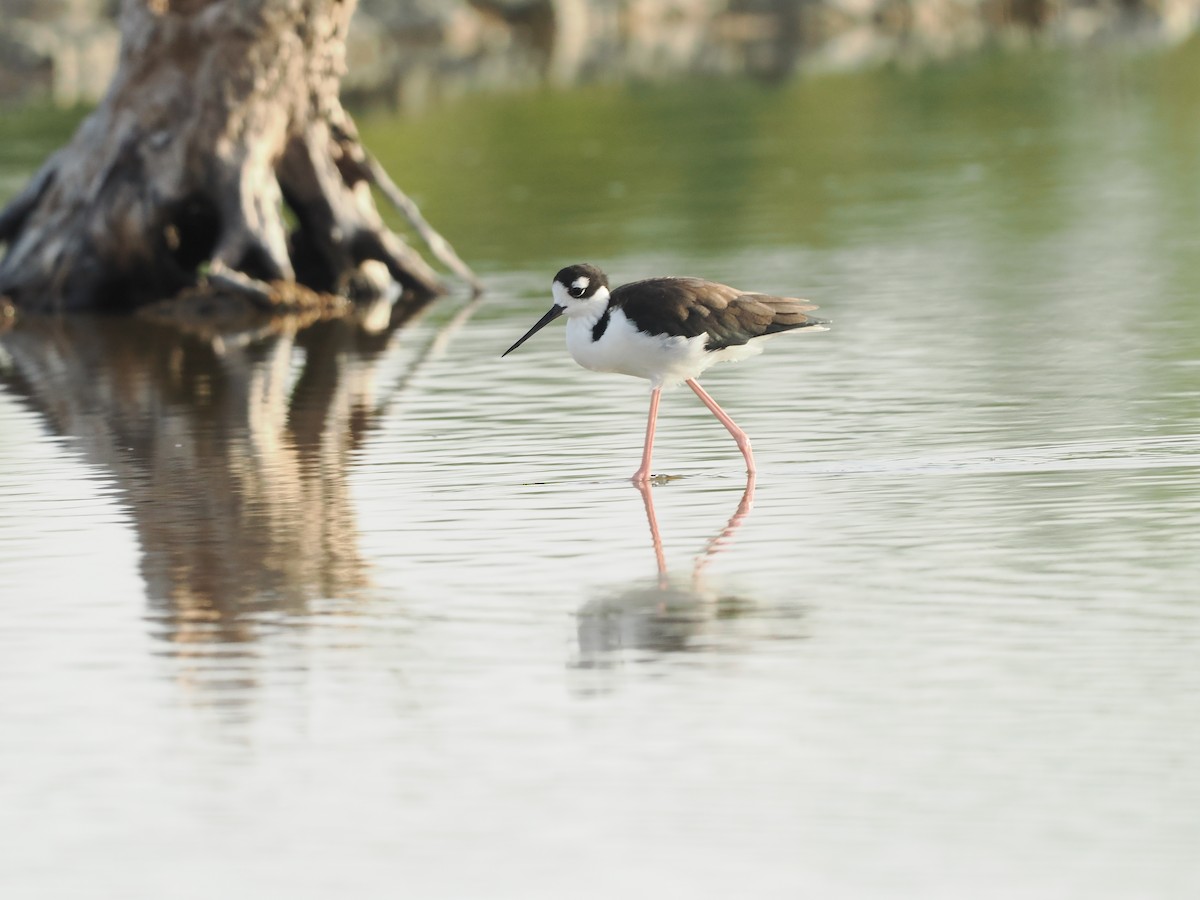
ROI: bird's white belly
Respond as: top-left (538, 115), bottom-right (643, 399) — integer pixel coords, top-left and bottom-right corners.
top-left (565, 310), bottom-right (760, 387)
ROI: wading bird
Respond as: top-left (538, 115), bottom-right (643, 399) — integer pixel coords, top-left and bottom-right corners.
top-left (502, 263), bottom-right (827, 483)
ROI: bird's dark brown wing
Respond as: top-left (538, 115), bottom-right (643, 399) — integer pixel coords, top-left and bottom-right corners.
top-left (612, 277), bottom-right (825, 351)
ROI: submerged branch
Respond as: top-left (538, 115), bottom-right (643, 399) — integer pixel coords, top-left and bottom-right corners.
top-left (364, 155), bottom-right (485, 296)
top-left (0, 155), bottom-right (59, 244)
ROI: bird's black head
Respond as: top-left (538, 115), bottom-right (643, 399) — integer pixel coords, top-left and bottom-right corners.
top-left (501, 264), bottom-right (612, 358)
top-left (552, 263), bottom-right (609, 300)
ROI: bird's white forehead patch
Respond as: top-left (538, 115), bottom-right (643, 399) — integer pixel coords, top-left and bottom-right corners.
top-left (571, 276), bottom-right (590, 291)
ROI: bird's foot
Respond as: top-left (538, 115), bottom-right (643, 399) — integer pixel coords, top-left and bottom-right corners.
top-left (631, 471), bottom-right (678, 485)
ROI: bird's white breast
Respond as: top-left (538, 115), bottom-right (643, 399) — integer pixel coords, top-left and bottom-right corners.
top-left (564, 307), bottom-right (760, 388)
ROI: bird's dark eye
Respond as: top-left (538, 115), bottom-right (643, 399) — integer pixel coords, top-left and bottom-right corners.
top-left (569, 286), bottom-right (585, 298)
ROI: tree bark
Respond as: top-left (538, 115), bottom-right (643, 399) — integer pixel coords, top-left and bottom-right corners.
top-left (0, 0), bottom-right (468, 313)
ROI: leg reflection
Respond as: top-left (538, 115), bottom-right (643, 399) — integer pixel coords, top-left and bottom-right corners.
top-left (574, 476), bottom-right (757, 668)
top-left (634, 474), bottom-right (756, 588)
top-left (634, 477), bottom-right (669, 588)
top-left (691, 473), bottom-right (755, 584)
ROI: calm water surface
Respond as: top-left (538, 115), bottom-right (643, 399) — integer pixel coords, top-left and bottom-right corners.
top-left (3, 48), bottom-right (1200, 898)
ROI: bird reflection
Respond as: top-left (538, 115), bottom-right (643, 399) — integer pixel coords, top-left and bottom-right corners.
top-left (574, 475), bottom-right (756, 667)
top-left (0, 297), bottom-right (437, 652)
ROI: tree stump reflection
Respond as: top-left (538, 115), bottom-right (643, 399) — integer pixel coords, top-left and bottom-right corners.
top-left (0, 308), bottom-right (418, 646)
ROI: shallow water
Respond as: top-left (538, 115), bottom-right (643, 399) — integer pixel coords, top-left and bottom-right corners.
top-left (3, 47), bottom-right (1200, 898)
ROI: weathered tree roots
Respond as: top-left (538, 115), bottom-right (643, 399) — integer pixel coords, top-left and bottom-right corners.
top-left (0, 0), bottom-right (477, 315)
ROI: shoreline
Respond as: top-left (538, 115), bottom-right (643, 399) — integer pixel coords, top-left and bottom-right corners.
top-left (2, 0), bottom-right (1198, 109)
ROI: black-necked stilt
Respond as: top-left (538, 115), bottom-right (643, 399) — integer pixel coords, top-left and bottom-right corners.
top-left (502, 263), bottom-right (828, 482)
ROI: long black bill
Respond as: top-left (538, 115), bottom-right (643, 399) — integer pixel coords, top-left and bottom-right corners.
top-left (501, 305), bottom-right (564, 357)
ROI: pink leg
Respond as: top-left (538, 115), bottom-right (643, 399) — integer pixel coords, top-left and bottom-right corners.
top-left (685, 378), bottom-right (755, 474)
top-left (631, 387), bottom-right (662, 484)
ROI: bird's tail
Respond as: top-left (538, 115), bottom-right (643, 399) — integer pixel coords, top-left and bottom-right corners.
top-left (747, 294), bottom-right (830, 334)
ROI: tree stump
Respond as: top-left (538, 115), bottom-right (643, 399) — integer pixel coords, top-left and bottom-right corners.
top-left (0, 0), bottom-right (472, 313)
